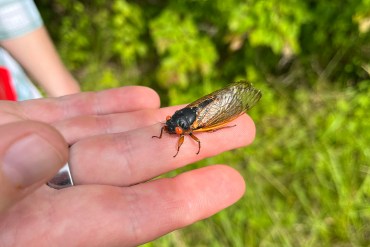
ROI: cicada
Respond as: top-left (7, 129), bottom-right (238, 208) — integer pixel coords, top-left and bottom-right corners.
top-left (152, 81), bottom-right (262, 157)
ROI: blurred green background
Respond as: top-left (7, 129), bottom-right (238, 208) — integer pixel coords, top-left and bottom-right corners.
top-left (37, 1), bottom-right (369, 246)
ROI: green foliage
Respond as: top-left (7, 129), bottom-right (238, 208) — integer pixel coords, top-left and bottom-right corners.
top-left (110, 1), bottom-right (147, 66)
top-left (36, 0), bottom-right (370, 246)
top-left (228, 0), bottom-right (310, 54)
top-left (150, 9), bottom-right (218, 88)
top-left (37, 0), bottom-right (370, 89)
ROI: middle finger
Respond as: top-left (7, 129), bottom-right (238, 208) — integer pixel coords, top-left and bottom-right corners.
top-left (68, 112), bottom-right (255, 186)
top-left (53, 105), bottom-right (187, 144)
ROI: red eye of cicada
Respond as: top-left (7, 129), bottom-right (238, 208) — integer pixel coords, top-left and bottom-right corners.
top-left (175, 127), bottom-right (183, 135)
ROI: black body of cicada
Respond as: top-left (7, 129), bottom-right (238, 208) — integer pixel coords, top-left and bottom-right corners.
top-left (152, 80), bottom-right (262, 157)
top-left (165, 108), bottom-right (196, 134)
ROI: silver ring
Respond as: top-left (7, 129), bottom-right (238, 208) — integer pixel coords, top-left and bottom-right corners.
top-left (47, 163), bottom-right (74, 189)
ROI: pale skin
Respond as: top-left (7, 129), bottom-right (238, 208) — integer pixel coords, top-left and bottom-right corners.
top-left (0, 86), bottom-right (256, 247)
top-left (0, 26), bottom-right (80, 97)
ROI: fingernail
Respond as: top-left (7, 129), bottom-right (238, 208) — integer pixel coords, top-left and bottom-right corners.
top-left (2, 134), bottom-right (62, 187)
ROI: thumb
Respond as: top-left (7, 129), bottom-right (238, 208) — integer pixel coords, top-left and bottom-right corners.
top-left (0, 121), bottom-right (68, 212)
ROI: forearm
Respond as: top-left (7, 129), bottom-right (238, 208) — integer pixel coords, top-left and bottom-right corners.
top-left (0, 27), bottom-right (80, 97)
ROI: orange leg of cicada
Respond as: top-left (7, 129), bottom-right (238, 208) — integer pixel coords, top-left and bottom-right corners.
top-left (189, 133), bottom-right (201, 155)
top-left (174, 135), bottom-right (185, 157)
top-left (152, 126), bottom-right (167, 139)
top-left (193, 120), bottom-right (237, 133)
top-left (206, 124), bottom-right (236, 133)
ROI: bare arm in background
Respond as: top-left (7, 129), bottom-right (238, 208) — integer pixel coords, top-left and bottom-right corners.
top-left (0, 26), bottom-right (80, 97)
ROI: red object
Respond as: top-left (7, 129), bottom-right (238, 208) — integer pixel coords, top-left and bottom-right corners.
top-left (0, 66), bottom-right (17, 100)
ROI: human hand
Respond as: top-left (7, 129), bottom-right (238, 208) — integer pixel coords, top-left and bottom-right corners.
top-left (0, 86), bottom-right (255, 247)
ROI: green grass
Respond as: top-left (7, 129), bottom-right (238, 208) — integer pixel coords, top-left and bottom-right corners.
top-left (141, 81), bottom-right (370, 247)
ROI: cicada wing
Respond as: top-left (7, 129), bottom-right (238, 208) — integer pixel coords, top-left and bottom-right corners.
top-left (189, 81), bottom-right (261, 129)
top-left (239, 81), bottom-right (262, 111)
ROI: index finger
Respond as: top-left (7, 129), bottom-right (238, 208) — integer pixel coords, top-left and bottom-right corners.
top-left (2, 86), bottom-right (160, 124)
